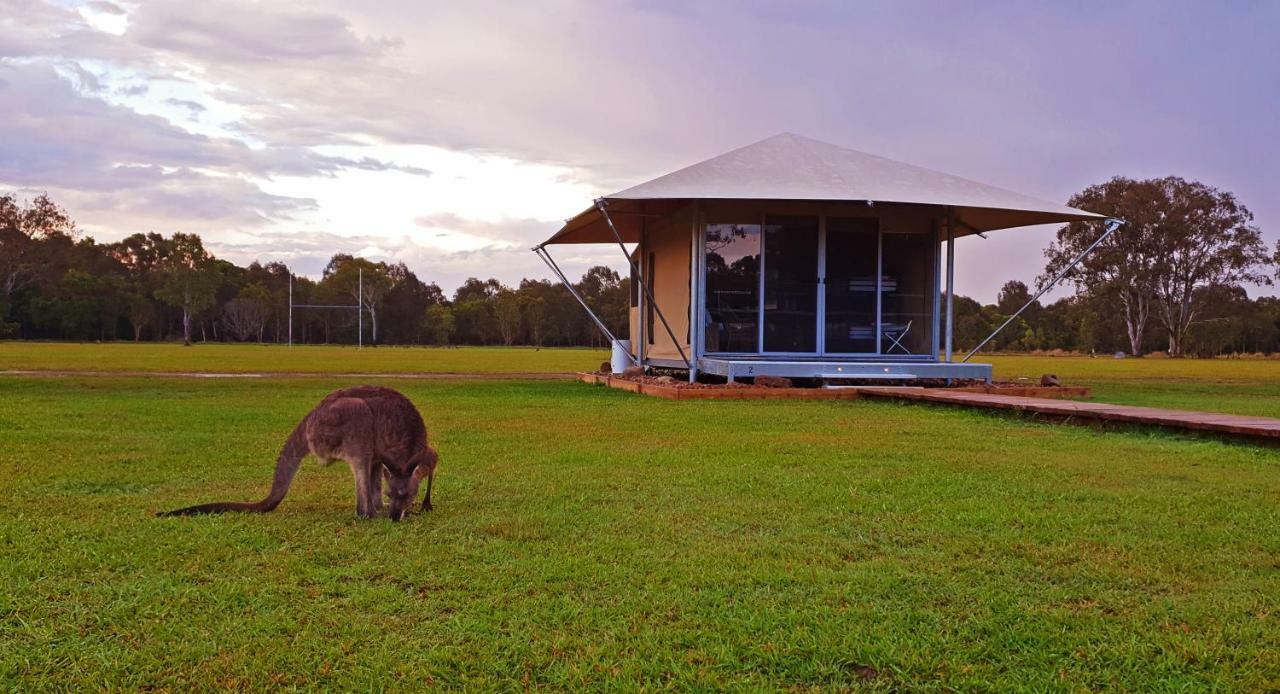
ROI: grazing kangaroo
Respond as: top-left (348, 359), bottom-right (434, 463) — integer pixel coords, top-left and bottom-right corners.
top-left (160, 386), bottom-right (439, 521)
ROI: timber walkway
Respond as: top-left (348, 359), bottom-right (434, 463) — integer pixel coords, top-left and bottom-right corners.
top-left (859, 388), bottom-right (1280, 443)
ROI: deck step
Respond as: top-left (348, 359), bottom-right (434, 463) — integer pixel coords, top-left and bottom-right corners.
top-left (819, 373), bottom-right (916, 380)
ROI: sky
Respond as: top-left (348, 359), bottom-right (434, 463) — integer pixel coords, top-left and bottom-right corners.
top-left (2, 0), bottom-right (1277, 301)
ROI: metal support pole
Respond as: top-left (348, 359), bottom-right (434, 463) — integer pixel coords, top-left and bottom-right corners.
top-left (596, 198), bottom-right (691, 369)
top-left (288, 271), bottom-right (293, 348)
top-left (357, 267), bottom-right (363, 349)
top-left (636, 232), bottom-right (645, 364)
top-left (931, 218), bottom-right (941, 360)
top-left (688, 209), bottom-right (700, 383)
top-left (533, 246), bottom-right (638, 366)
top-left (962, 218), bottom-right (1124, 362)
top-left (945, 208), bottom-right (955, 362)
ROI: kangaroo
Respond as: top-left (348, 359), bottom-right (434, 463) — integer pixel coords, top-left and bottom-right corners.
top-left (160, 386), bottom-right (438, 521)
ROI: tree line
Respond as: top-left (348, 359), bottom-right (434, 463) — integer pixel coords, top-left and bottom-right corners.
top-left (0, 193), bottom-right (628, 347)
top-left (2, 176), bottom-right (1277, 355)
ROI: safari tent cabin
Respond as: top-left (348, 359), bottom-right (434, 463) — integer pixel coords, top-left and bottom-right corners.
top-left (536, 134), bottom-right (1105, 384)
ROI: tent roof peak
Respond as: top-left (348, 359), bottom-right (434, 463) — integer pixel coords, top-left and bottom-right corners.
top-left (542, 133), bottom-right (1104, 245)
top-left (607, 132), bottom-right (1094, 218)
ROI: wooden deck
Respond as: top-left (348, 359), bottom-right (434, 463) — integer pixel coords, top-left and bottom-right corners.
top-left (581, 373), bottom-right (1279, 443)
top-left (580, 373), bottom-right (1088, 401)
top-left (858, 388), bottom-right (1280, 443)
top-left (578, 373), bottom-right (862, 400)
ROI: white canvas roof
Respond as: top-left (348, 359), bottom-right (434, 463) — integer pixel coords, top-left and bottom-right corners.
top-left (542, 133), bottom-right (1104, 244)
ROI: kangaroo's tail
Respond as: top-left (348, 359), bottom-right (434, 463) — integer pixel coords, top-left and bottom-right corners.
top-left (158, 415), bottom-right (312, 517)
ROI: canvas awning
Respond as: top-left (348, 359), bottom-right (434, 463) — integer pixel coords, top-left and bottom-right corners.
top-left (540, 133), bottom-right (1104, 245)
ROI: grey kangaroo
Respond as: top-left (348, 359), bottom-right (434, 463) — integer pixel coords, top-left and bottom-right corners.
top-left (160, 386), bottom-right (438, 521)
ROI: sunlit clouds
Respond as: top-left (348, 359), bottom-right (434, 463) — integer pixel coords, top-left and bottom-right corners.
top-left (2, 0), bottom-right (1276, 297)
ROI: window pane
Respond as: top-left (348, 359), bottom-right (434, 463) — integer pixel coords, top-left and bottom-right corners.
top-left (704, 223), bottom-right (760, 352)
top-left (880, 231), bottom-right (934, 355)
top-left (763, 215), bottom-right (818, 352)
top-left (825, 217), bottom-right (879, 353)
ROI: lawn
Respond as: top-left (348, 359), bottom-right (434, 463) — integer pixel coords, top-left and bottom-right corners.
top-left (1, 374), bottom-right (1277, 689)
top-left (987, 355), bottom-right (1280, 418)
top-left (4, 342), bottom-right (1279, 417)
top-left (0, 342), bottom-right (609, 375)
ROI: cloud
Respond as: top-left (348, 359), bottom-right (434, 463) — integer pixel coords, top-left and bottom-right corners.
top-left (164, 97), bottom-right (206, 116)
top-left (86, 1), bottom-right (125, 16)
top-left (414, 213), bottom-right (551, 245)
top-left (127, 1), bottom-right (397, 64)
top-left (0, 61), bottom-right (431, 188)
top-left (1, 0), bottom-right (1276, 301)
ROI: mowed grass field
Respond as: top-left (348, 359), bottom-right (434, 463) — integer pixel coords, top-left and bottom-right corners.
top-left (4, 342), bottom-right (1280, 416)
top-left (1, 345), bottom-right (1278, 689)
top-left (0, 342), bottom-right (609, 375)
top-left (988, 355), bottom-right (1280, 418)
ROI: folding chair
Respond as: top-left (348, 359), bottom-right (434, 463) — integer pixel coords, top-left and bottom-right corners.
top-left (881, 320), bottom-right (913, 354)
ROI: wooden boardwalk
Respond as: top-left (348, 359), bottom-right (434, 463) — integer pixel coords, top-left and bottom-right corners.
top-left (858, 388), bottom-right (1280, 442)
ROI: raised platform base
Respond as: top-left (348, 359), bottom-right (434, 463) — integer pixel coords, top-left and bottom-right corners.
top-left (579, 373), bottom-right (1086, 401)
top-left (696, 358), bottom-right (993, 383)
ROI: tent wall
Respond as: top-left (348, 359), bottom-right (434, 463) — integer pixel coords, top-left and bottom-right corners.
top-left (634, 206), bottom-right (693, 363)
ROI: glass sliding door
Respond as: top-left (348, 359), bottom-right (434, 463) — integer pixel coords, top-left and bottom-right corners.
top-left (824, 217), bottom-right (879, 353)
top-left (763, 215), bottom-right (818, 352)
top-left (880, 231), bottom-right (934, 355)
top-left (701, 213), bottom-right (936, 358)
top-left (704, 223), bottom-right (761, 352)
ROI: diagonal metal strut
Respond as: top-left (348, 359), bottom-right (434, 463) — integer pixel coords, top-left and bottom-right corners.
top-left (596, 198), bottom-right (691, 369)
top-left (533, 245), bottom-right (638, 365)
top-left (962, 217), bottom-right (1125, 362)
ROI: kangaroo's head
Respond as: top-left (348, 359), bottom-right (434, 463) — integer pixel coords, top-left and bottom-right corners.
top-left (385, 445), bottom-right (439, 522)
top-left (383, 469), bottom-right (416, 522)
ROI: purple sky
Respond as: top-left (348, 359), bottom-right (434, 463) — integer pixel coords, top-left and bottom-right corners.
top-left (2, 0), bottom-right (1276, 301)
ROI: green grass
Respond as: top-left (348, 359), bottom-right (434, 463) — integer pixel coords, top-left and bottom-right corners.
top-left (987, 355), bottom-right (1280, 417)
top-left (4, 343), bottom-right (1279, 417)
top-left (1, 375), bottom-right (1277, 689)
top-left (0, 342), bottom-right (609, 375)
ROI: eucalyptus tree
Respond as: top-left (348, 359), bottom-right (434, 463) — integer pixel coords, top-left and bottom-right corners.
top-left (1045, 177), bottom-right (1271, 356)
top-left (322, 254), bottom-right (393, 344)
top-left (153, 233), bottom-right (219, 346)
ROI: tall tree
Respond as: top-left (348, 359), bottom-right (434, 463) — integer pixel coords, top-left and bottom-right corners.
top-left (1044, 178), bottom-right (1164, 356)
top-left (423, 303), bottom-right (455, 345)
top-left (996, 281), bottom-right (1032, 315)
top-left (576, 266), bottom-right (629, 344)
top-left (381, 262), bottom-right (443, 344)
top-left (154, 233), bottom-right (218, 346)
top-left (0, 194), bottom-right (77, 335)
top-left (492, 288), bottom-right (522, 346)
top-left (453, 277), bottom-right (502, 303)
top-left (1144, 178), bottom-right (1269, 356)
top-left (323, 254), bottom-right (392, 344)
top-left (243, 261), bottom-right (292, 343)
top-left (108, 233), bottom-right (170, 341)
top-left (222, 283), bottom-right (271, 342)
